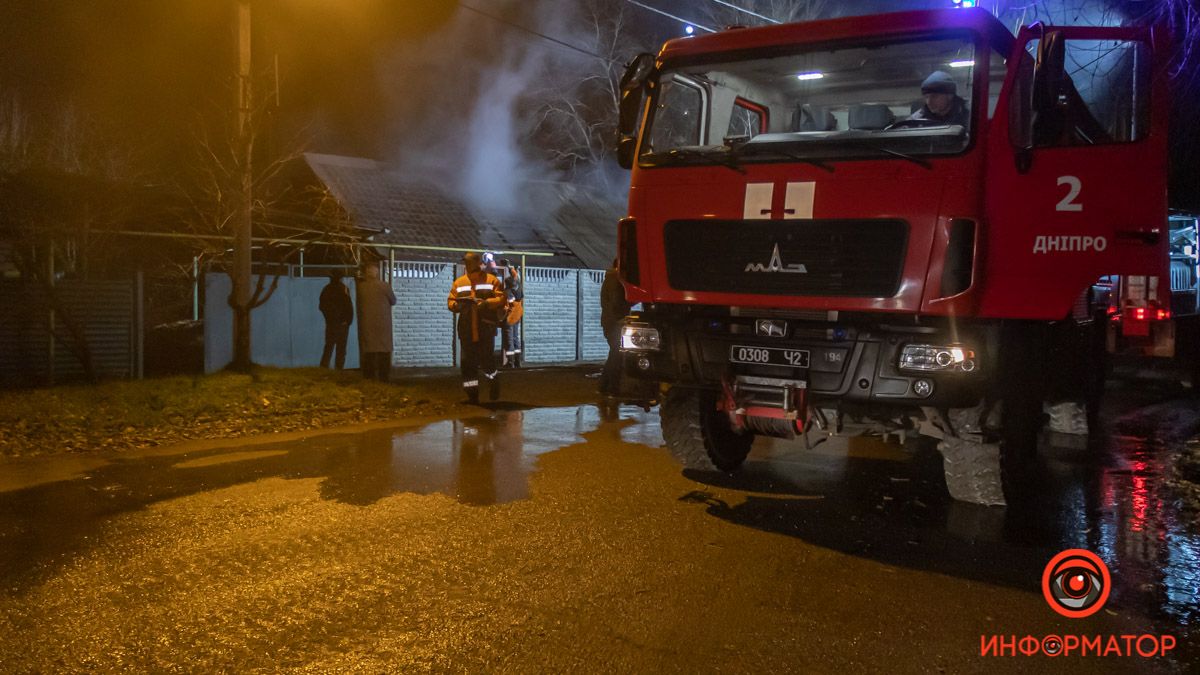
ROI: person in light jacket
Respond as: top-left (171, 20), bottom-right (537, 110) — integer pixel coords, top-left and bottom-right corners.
top-left (356, 260), bottom-right (396, 382)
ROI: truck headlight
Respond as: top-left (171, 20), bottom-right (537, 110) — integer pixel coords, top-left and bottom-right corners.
top-left (621, 323), bottom-right (661, 351)
top-left (899, 343), bottom-right (977, 373)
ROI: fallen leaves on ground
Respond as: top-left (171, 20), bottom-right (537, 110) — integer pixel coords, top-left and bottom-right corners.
top-left (0, 368), bottom-right (452, 458)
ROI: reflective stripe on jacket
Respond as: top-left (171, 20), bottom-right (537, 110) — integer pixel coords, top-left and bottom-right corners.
top-left (448, 272), bottom-right (505, 341)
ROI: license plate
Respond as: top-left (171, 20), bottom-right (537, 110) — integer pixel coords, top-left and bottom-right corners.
top-left (729, 345), bottom-right (811, 368)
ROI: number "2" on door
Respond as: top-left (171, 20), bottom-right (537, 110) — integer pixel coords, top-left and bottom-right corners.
top-left (1056, 176), bottom-right (1083, 212)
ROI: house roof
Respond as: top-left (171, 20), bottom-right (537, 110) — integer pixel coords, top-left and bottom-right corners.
top-left (304, 153), bottom-right (622, 269)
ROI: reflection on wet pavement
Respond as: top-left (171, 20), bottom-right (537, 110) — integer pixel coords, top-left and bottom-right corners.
top-left (1095, 438), bottom-right (1200, 629)
top-left (0, 406), bottom-right (654, 586)
top-left (683, 421), bottom-right (1200, 640)
top-left (0, 399), bottom-right (1196, 653)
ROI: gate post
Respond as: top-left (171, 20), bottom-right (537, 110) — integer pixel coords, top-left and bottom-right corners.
top-left (575, 270), bottom-right (583, 361)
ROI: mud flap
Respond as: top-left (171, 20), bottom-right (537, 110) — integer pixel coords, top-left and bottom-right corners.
top-left (615, 376), bottom-right (661, 411)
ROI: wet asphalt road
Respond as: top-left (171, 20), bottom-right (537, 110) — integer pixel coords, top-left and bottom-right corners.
top-left (0, 379), bottom-right (1197, 672)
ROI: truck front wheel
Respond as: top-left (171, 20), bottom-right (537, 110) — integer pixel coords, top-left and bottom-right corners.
top-left (661, 388), bottom-right (754, 471)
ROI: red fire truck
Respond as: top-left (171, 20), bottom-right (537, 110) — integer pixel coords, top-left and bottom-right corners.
top-left (613, 8), bottom-right (1184, 505)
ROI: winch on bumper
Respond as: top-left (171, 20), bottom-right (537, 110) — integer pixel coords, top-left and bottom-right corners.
top-left (619, 310), bottom-right (987, 420)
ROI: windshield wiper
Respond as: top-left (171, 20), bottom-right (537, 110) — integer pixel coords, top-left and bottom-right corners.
top-left (722, 135), bottom-right (834, 173)
top-left (662, 147), bottom-right (747, 174)
top-left (737, 146), bottom-right (834, 173)
top-left (840, 141), bottom-right (932, 169)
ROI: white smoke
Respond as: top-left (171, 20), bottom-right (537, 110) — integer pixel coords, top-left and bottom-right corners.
top-left (459, 50), bottom-right (547, 215)
top-left (378, 0), bottom-right (598, 218)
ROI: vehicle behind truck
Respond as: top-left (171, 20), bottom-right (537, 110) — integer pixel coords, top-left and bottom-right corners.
top-left (612, 8), bottom-right (1183, 505)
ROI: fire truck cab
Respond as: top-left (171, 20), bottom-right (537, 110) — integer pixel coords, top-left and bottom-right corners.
top-left (613, 8), bottom-right (1175, 505)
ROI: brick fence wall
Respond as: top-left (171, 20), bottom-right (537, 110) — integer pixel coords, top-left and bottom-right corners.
top-left (391, 262), bottom-right (457, 367)
top-left (205, 264), bottom-right (610, 371)
top-left (389, 262), bottom-right (608, 367)
top-left (579, 269), bottom-right (608, 361)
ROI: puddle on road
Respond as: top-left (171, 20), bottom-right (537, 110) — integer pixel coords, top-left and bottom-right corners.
top-left (0, 405), bottom-right (658, 584)
top-left (313, 405), bottom-right (659, 506)
top-left (1092, 438), bottom-right (1200, 628)
top-left (687, 424), bottom-right (1200, 634)
top-left (174, 450), bottom-right (289, 469)
top-left (0, 399), bottom-right (1196, 638)
top-left (317, 412), bottom-right (560, 506)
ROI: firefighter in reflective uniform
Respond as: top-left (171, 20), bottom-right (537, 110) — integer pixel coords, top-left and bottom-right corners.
top-left (448, 252), bottom-right (506, 403)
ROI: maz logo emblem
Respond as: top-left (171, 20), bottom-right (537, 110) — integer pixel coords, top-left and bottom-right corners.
top-left (756, 319), bottom-right (787, 338)
top-left (745, 243), bottom-right (807, 274)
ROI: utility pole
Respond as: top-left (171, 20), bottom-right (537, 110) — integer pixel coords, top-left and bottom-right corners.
top-left (230, 0), bottom-right (254, 369)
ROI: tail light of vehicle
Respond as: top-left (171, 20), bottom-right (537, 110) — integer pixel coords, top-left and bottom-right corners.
top-left (1123, 301), bottom-right (1170, 336)
top-left (1126, 303), bottom-right (1170, 323)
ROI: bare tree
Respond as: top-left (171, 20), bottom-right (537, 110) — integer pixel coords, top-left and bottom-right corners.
top-left (178, 77), bottom-right (365, 371)
top-left (0, 91), bottom-right (140, 382)
top-left (526, 0), bottom-right (838, 190)
top-left (528, 0), bottom-right (656, 190)
top-left (178, 97), bottom-right (322, 370)
top-left (700, 0), bottom-right (836, 27)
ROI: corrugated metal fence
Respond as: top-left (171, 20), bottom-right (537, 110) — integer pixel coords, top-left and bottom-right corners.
top-left (0, 279), bottom-right (140, 386)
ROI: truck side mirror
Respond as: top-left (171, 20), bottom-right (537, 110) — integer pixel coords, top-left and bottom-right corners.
top-left (617, 136), bottom-right (638, 169)
top-left (1008, 31), bottom-right (1065, 174)
top-left (1031, 31), bottom-right (1066, 118)
top-left (616, 53), bottom-right (656, 170)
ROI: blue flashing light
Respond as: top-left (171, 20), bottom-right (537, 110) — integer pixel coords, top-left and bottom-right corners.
top-left (685, 25), bottom-right (695, 35)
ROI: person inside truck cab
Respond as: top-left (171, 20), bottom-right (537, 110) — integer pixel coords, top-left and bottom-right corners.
top-left (905, 70), bottom-right (969, 127)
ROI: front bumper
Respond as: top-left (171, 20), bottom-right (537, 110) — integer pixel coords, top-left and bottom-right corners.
top-left (621, 310), bottom-right (987, 409)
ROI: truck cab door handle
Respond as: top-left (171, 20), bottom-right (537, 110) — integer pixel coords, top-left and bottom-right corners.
top-left (1115, 228), bottom-right (1161, 245)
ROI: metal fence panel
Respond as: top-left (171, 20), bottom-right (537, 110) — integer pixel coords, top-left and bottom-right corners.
top-left (204, 273), bottom-right (361, 373)
top-left (0, 280), bottom-right (134, 385)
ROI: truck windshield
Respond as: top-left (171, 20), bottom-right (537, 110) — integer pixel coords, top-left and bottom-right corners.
top-left (641, 36), bottom-right (979, 166)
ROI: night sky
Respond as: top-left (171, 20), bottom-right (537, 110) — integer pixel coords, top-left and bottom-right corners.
top-left (0, 1), bottom-right (1196, 205)
top-left (0, 1), bottom-right (903, 161)
top-left (0, 0), bottom-right (463, 162)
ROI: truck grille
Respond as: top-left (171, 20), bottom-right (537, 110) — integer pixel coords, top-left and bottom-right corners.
top-left (664, 219), bottom-right (908, 297)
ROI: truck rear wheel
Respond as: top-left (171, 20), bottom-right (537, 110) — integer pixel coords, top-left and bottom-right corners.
top-left (661, 388), bottom-right (753, 471)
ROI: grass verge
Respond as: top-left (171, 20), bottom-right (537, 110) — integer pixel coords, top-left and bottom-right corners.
top-left (0, 368), bottom-right (448, 458)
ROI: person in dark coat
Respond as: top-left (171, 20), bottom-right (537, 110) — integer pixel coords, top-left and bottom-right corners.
top-left (356, 260), bottom-right (396, 382)
top-left (905, 70), bottom-right (970, 127)
top-left (499, 259), bottom-right (524, 368)
top-left (599, 258), bottom-right (631, 397)
top-left (318, 270), bottom-right (354, 369)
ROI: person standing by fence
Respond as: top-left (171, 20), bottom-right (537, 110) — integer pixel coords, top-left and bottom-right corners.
top-left (449, 252), bottom-right (505, 404)
top-left (318, 270), bottom-right (354, 369)
top-left (500, 259), bottom-right (524, 368)
top-left (599, 258), bottom-right (630, 398)
top-left (356, 260), bottom-right (396, 382)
